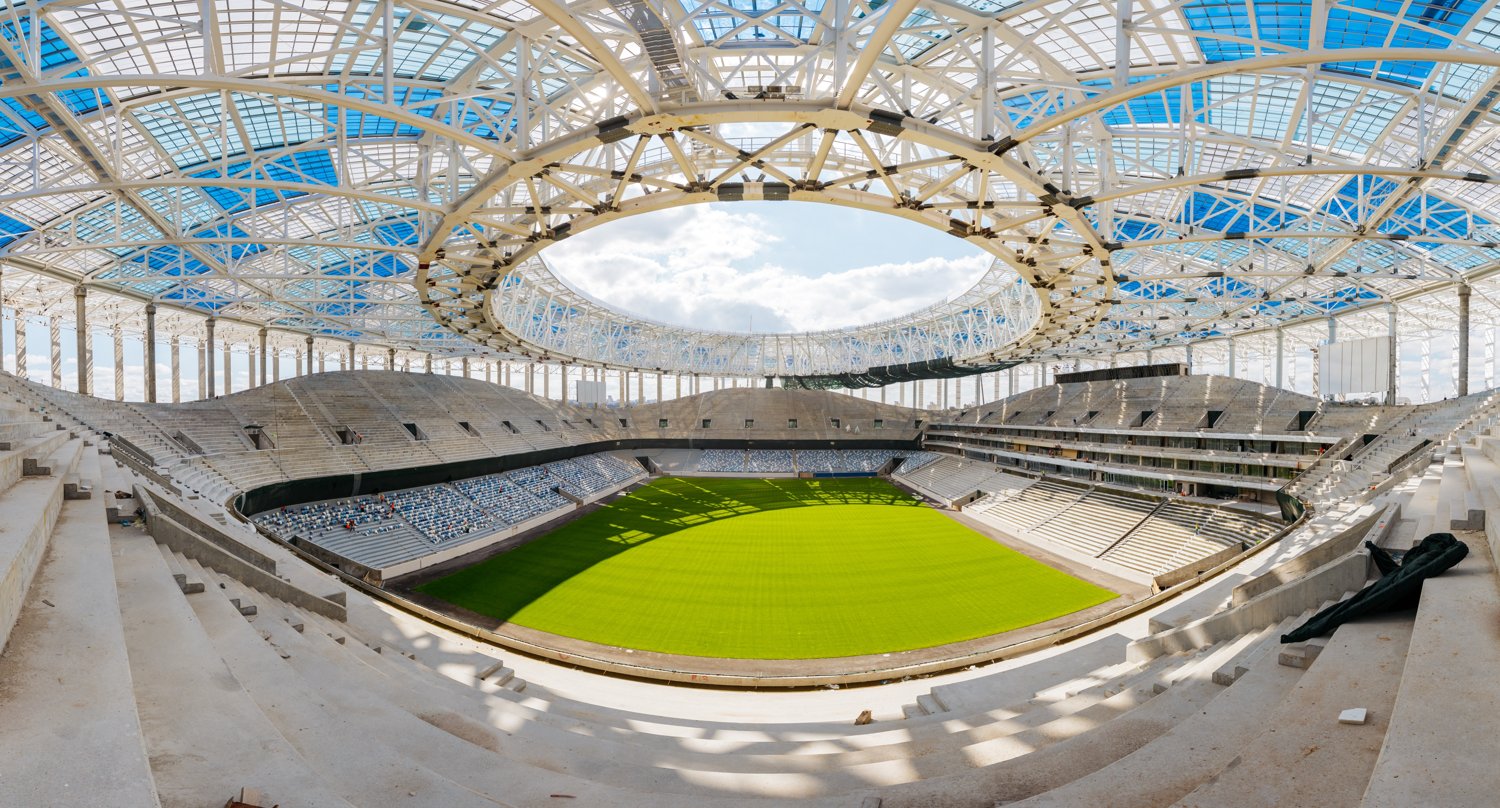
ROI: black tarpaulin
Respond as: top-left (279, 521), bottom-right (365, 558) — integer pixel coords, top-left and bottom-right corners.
top-left (1280, 532), bottom-right (1469, 644)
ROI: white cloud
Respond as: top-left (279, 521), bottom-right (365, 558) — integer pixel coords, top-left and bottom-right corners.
top-left (545, 205), bottom-right (987, 332)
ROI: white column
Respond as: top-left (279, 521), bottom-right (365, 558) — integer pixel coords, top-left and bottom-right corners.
top-left (306, 335), bottom-right (315, 375)
top-left (1458, 284), bottom-right (1471, 397)
top-left (258, 327), bottom-right (268, 386)
top-left (204, 317), bottom-right (216, 398)
top-left (144, 304), bottom-right (157, 401)
top-left (112, 327), bottom-right (125, 401)
top-left (170, 336), bottom-right (181, 403)
top-left (49, 317), bottom-right (61, 388)
top-left (74, 286), bottom-right (90, 395)
top-left (12, 310), bottom-right (25, 380)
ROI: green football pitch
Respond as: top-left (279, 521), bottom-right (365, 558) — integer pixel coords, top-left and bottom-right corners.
top-left (416, 477), bottom-right (1115, 659)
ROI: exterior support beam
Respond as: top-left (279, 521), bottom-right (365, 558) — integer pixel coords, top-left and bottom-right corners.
top-left (1274, 327), bottom-right (1284, 390)
top-left (49, 317), bottom-right (61, 388)
top-left (12, 310), bottom-right (25, 380)
top-left (1458, 284), bottom-right (1471, 397)
top-left (305, 336), bottom-right (314, 375)
top-left (74, 286), bottom-right (89, 396)
top-left (112, 327), bottom-right (124, 401)
top-left (170, 336), bottom-right (181, 403)
top-left (1387, 304), bottom-right (1399, 406)
top-left (258, 328), bottom-right (268, 386)
top-left (204, 317), bottom-right (216, 399)
top-left (144, 304), bottom-right (157, 402)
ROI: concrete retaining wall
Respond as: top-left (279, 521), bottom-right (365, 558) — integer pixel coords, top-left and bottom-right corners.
top-left (138, 489), bottom-right (346, 621)
top-left (1231, 504), bottom-right (1394, 606)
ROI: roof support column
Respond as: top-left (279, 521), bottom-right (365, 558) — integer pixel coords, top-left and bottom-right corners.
top-left (425, 353), bottom-right (434, 374)
top-left (305, 336), bottom-right (315, 376)
top-left (656, 372), bottom-right (662, 404)
top-left (544, 364), bottom-right (552, 399)
top-left (1226, 336), bottom-right (1236, 379)
top-left (1274, 327), bottom-right (1284, 390)
top-left (1420, 333), bottom-right (1431, 404)
top-left (1387, 303), bottom-right (1398, 405)
top-left (196, 341), bottom-right (205, 400)
top-left (223, 339), bottom-right (232, 396)
top-left (74, 286), bottom-right (89, 396)
top-left (204, 316), bottom-right (216, 399)
top-left (462, 356), bottom-right (470, 379)
top-left (49, 317), bottom-right (61, 388)
top-left (317, 346), bottom-right (325, 374)
top-left (144, 304), bottom-right (157, 402)
top-left (387, 347), bottom-right (396, 371)
top-left (503, 361), bottom-right (511, 387)
top-left (112, 327), bottom-right (124, 401)
top-left (258, 328), bottom-right (268, 387)
top-left (272, 347), bottom-right (280, 383)
top-left (12, 310), bottom-right (25, 380)
top-left (294, 346), bottom-right (303, 378)
top-left (347, 341), bottom-right (356, 370)
top-left (637, 370), bottom-right (644, 405)
top-left (1184, 343), bottom-right (1194, 375)
top-left (170, 336), bottom-right (180, 403)
top-left (1486, 324), bottom-right (1495, 392)
top-left (1458, 284), bottom-right (1471, 397)
top-left (247, 342), bottom-right (256, 391)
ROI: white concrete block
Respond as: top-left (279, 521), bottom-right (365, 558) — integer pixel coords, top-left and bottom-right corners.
top-left (1338, 707), bottom-right (1368, 725)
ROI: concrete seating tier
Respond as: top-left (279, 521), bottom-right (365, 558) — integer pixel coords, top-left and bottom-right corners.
top-left (1027, 488), bottom-right (1158, 558)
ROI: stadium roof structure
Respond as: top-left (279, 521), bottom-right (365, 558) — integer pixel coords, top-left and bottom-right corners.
top-left (0, 0), bottom-right (1496, 379)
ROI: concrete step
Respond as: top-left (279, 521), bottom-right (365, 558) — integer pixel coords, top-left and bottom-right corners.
top-left (0, 436), bottom-right (83, 651)
top-left (1361, 529), bottom-right (1500, 808)
top-left (0, 447), bottom-right (160, 807)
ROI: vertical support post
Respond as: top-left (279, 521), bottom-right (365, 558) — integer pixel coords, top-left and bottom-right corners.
top-left (272, 349), bottom-right (280, 383)
top-left (543, 364), bottom-right (552, 399)
top-left (204, 316), bottom-right (216, 399)
top-left (656, 372), bottom-right (663, 403)
top-left (1184, 343), bottom-right (1194, 375)
top-left (12, 310), bottom-right (25, 380)
top-left (170, 336), bottom-right (181, 403)
top-left (196, 341), bottom-right (205, 400)
top-left (1274, 327), bottom-right (1284, 389)
top-left (74, 285), bottom-right (89, 395)
top-left (306, 335), bottom-right (315, 376)
top-left (1458, 283), bottom-right (1471, 397)
top-left (112, 327), bottom-right (124, 401)
top-left (49, 317), bottom-right (61, 388)
top-left (222, 339), bottom-right (232, 396)
top-left (637, 369), bottom-right (644, 404)
top-left (1486, 325), bottom-right (1495, 391)
top-left (387, 346), bottom-right (396, 371)
top-left (1226, 336), bottom-right (1236, 379)
top-left (294, 347), bottom-right (304, 378)
top-left (144, 303), bottom-right (157, 402)
top-left (347, 341), bottom-right (355, 371)
top-left (1387, 303), bottom-right (1398, 405)
top-left (258, 327), bottom-right (268, 386)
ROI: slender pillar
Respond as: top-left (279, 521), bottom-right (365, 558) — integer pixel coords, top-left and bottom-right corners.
top-left (74, 286), bottom-right (89, 395)
top-left (425, 353), bottom-right (434, 374)
top-left (272, 349), bottom-right (280, 382)
top-left (305, 336), bottom-right (315, 375)
top-left (112, 327), bottom-right (124, 401)
top-left (170, 336), bottom-right (181, 403)
top-left (656, 372), bottom-right (662, 403)
top-left (524, 362), bottom-right (533, 393)
top-left (294, 347), bottom-right (304, 377)
top-left (462, 356), bottom-right (470, 378)
top-left (223, 340), bottom-right (232, 395)
top-left (347, 341), bottom-right (355, 370)
top-left (258, 327), bottom-right (268, 386)
top-left (1274, 327), bottom-right (1284, 389)
top-left (49, 317), bottom-right (61, 388)
top-left (503, 361), bottom-right (511, 387)
top-left (485, 361), bottom-right (493, 384)
top-left (1458, 284), bottom-right (1471, 397)
top-left (13, 311), bottom-right (25, 380)
top-left (317, 348), bottom-right (325, 374)
top-left (204, 316), bottom-right (216, 398)
top-left (144, 304), bottom-right (157, 401)
top-left (1387, 304), bottom-right (1398, 405)
top-left (1184, 343), bottom-right (1194, 375)
top-left (247, 343), bottom-right (256, 390)
top-left (544, 364), bottom-right (552, 399)
top-left (637, 370), bottom-right (644, 404)
top-left (196, 341), bottom-right (205, 399)
top-left (1226, 336), bottom-right (1236, 379)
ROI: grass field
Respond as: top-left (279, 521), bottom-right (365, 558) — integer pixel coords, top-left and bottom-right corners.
top-left (416, 477), bottom-right (1115, 659)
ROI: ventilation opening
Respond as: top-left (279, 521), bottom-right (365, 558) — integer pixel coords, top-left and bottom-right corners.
top-left (560, 420), bottom-right (575, 430)
top-left (1005, 411), bottom-right (1024, 424)
top-left (744, 418), bottom-right (754, 429)
top-left (243, 425), bottom-right (274, 450)
top-left (458, 421), bottom-right (480, 437)
top-left (1132, 409), bottom-right (1155, 428)
top-left (618, 418), bottom-right (629, 428)
top-left (1290, 410), bottom-right (1316, 431)
top-left (873, 418), bottom-right (884, 429)
top-left (701, 418), bottom-right (712, 429)
top-left (585, 418), bottom-right (598, 429)
top-left (501, 420), bottom-right (519, 434)
top-left (334, 426), bottom-right (362, 445)
top-left (787, 418), bottom-right (799, 429)
top-left (1202, 410), bottom-right (1225, 429)
top-left (1084, 410), bottom-right (1100, 424)
top-left (829, 418), bottom-right (841, 429)
top-left (913, 419), bottom-right (924, 430)
top-left (534, 419), bottom-right (551, 432)
top-left (1037, 409), bottom-right (1056, 425)
top-left (401, 423), bottom-right (428, 441)
top-left (658, 418), bottom-right (669, 428)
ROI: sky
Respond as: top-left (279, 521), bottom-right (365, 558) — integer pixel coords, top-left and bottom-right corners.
top-left (543, 202), bottom-right (991, 333)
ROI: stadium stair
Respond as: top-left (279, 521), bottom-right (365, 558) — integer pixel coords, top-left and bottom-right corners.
top-left (0, 444), bottom-right (160, 806)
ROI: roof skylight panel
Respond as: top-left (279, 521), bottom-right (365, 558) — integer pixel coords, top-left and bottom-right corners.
top-left (135, 94), bottom-right (246, 169)
top-left (230, 93), bottom-right (325, 151)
